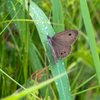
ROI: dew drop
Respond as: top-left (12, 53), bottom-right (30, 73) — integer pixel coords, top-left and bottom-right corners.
top-left (47, 33), bottom-right (48, 35)
top-left (42, 22), bottom-right (44, 24)
top-left (45, 26), bottom-right (48, 29)
top-left (62, 62), bottom-right (64, 65)
top-left (32, 8), bottom-right (35, 10)
top-left (48, 21), bottom-right (50, 24)
top-left (56, 82), bottom-right (58, 86)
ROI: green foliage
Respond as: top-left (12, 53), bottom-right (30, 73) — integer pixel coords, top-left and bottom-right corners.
top-left (0, 0), bottom-right (100, 100)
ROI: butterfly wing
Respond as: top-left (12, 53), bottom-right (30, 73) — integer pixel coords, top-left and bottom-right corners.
top-left (52, 30), bottom-right (78, 45)
top-left (52, 41), bottom-right (72, 59)
top-left (48, 36), bottom-right (58, 63)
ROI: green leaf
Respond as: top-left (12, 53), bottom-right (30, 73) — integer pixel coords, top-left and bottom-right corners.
top-left (51, 0), bottom-right (64, 33)
top-left (80, 0), bottom-right (100, 85)
top-left (3, 72), bottom-right (67, 100)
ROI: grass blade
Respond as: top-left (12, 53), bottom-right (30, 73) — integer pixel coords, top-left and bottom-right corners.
top-left (51, 0), bottom-right (64, 33)
top-left (80, 0), bottom-right (100, 85)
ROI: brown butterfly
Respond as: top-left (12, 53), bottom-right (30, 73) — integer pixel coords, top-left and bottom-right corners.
top-left (47, 30), bottom-right (78, 63)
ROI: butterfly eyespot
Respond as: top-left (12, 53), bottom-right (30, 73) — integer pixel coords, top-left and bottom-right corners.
top-left (69, 33), bottom-right (71, 36)
top-left (61, 53), bottom-right (63, 55)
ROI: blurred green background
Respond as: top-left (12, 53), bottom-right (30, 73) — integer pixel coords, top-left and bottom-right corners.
top-left (0, 0), bottom-right (100, 100)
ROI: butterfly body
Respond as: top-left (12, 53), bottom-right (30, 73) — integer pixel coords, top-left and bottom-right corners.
top-left (47, 35), bottom-right (58, 63)
top-left (47, 30), bottom-right (78, 63)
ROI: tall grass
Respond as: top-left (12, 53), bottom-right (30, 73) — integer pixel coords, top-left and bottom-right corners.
top-left (80, 0), bottom-right (100, 85)
top-left (0, 0), bottom-right (100, 100)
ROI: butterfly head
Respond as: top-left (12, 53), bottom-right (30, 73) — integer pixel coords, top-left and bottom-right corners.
top-left (47, 35), bottom-right (51, 39)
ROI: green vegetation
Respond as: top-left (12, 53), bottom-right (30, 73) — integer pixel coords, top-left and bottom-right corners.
top-left (0, 0), bottom-right (100, 100)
